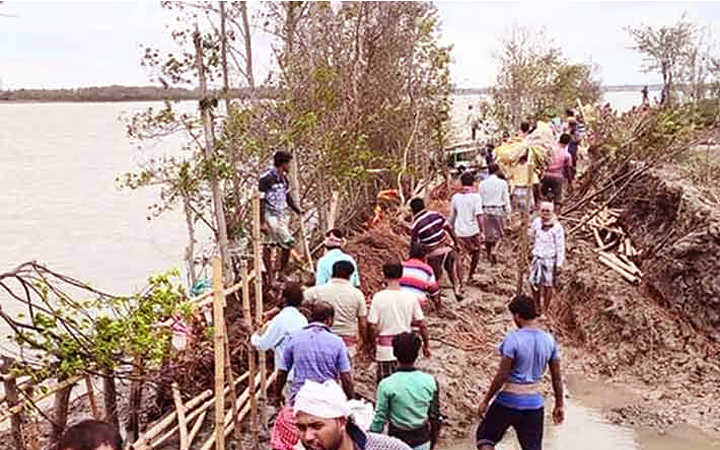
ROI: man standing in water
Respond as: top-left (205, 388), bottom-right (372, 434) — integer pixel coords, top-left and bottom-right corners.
top-left (476, 294), bottom-right (564, 450)
top-left (259, 151), bottom-right (303, 282)
top-left (528, 201), bottom-right (565, 315)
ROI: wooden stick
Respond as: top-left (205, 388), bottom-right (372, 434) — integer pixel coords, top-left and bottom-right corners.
top-left (224, 324), bottom-right (240, 441)
top-left (617, 254), bottom-right (644, 276)
top-left (253, 193), bottom-right (267, 435)
top-left (212, 256), bottom-right (226, 450)
top-left (242, 261), bottom-right (258, 439)
top-left (0, 375), bottom-right (83, 423)
top-left (187, 409), bottom-right (207, 448)
top-left (599, 251), bottom-right (640, 275)
top-left (593, 228), bottom-right (604, 247)
top-left (85, 375), bottom-right (100, 420)
top-left (172, 383), bottom-right (189, 450)
top-left (195, 271), bottom-right (255, 310)
top-left (598, 254), bottom-right (639, 283)
top-left (328, 191), bottom-right (340, 230)
top-left (24, 385), bottom-right (40, 450)
top-left (136, 388), bottom-right (213, 446)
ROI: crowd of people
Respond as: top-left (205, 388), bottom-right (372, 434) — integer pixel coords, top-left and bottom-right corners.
top-left (58, 120), bottom-right (576, 449)
top-left (251, 133), bottom-right (572, 450)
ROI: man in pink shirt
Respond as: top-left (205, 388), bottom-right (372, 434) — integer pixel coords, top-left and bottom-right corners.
top-left (540, 133), bottom-right (573, 211)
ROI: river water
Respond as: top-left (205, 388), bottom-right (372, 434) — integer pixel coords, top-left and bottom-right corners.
top-left (1, 93), bottom-right (717, 448)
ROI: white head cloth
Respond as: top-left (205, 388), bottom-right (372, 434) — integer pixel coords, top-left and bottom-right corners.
top-left (293, 380), bottom-right (351, 419)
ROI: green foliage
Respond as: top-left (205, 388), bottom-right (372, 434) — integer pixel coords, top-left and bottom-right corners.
top-left (10, 269), bottom-right (193, 380)
top-left (489, 25), bottom-right (602, 133)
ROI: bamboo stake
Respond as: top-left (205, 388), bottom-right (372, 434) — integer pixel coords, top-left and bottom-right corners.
top-left (24, 385), bottom-right (40, 450)
top-left (85, 375), bottom-right (100, 420)
top-left (136, 388), bottom-right (213, 447)
top-left (212, 256), bottom-right (226, 450)
top-left (187, 410), bottom-right (207, 448)
top-left (224, 326), bottom-right (240, 441)
top-left (252, 193), bottom-right (268, 435)
top-left (172, 383), bottom-right (189, 450)
top-left (241, 261), bottom-right (258, 440)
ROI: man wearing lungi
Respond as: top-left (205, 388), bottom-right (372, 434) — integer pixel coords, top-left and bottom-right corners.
top-left (528, 202), bottom-right (566, 315)
top-left (409, 198), bottom-right (463, 300)
top-left (479, 163), bottom-right (512, 265)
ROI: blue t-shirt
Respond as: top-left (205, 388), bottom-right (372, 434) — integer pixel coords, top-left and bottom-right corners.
top-left (495, 328), bottom-right (560, 410)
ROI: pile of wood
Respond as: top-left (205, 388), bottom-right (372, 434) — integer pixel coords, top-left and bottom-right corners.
top-left (580, 207), bottom-right (644, 284)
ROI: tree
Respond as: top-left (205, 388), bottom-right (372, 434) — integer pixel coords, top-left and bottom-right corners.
top-left (489, 25), bottom-right (601, 133)
top-left (627, 14), bottom-right (696, 106)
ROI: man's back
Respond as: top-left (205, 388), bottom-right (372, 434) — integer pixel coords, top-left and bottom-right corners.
top-left (281, 323), bottom-right (351, 403)
top-left (451, 191), bottom-right (483, 237)
top-left (400, 258), bottom-right (439, 302)
top-left (315, 249), bottom-right (361, 287)
top-left (368, 289), bottom-right (423, 337)
top-left (544, 145), bottom-right (571, 179)
top-left (411, 210), bottom-right (447, 248)
top-left (304, 280), bottom-right (366, 337)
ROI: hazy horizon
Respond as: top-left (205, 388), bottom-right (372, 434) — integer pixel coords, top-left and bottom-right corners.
top-left (2, 1), bottom-right (719, 91)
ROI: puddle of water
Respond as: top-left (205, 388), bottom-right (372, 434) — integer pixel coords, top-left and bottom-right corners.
top-left (441, 400), bottom-right (637, 450)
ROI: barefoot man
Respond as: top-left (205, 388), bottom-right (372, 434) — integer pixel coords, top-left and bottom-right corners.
top-left (528, 201), bottom-right (565, 315)
top-left (476, 294), bottom-right (564, 450)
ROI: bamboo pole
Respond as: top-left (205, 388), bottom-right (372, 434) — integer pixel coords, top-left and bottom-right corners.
top-left (187, 410), bottom-right (207, 448)
top-left (252, 193), bottom-right (268, 435)
top-left (224, 326), bottom-right (240, 441)
top-left (172, 383), bottom-right (189, 450)
top-left (136, 388), bottom-right (213, 447)
top-left (516, 155), bottom-right (533, 294)
top-left (212, 256), bottom-right (226, 450)
top-left (241, 261), bottom-right (258, 440)
top-left (85, 375), bottom-right (100, 420)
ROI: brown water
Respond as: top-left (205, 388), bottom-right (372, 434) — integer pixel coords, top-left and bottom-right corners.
top-left (441, 377), bottom-right (718, 450)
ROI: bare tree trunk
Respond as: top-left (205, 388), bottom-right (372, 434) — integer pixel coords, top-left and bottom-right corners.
top-left (240, 1), bottom-right (255, 90)
top-left (183, 194), bottom-right (197, 287)
top-left (103, 369), bottom-right (119, 431)
top-left (2, 374), bottom-right (25, 450)
top-left (125, 356), bottom-right (144, 443)
top-left (50, 378), bottom-right (73, 450)
top-left (220, 1), bottom-right (232, 114)
top-left (195, 26), bottom-right (232, 279)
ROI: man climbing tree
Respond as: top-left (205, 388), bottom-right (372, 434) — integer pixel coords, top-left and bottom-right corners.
top-left (259, 151), bottom-right (303, 283)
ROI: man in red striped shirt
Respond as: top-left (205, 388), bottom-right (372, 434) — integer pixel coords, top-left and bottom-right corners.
top-left (400, 244), bottom-right (440, 310)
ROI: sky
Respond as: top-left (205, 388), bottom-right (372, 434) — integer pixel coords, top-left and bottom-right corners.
top-left (2, 1), bottom-right (720, 90)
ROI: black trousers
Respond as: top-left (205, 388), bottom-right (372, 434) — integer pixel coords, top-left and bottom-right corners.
top-left (476, 402), bottom-right (544, 450)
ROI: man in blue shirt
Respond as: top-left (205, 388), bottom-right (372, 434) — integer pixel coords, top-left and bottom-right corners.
top-left (270, 302), bottom-right (354, 450)
top-left (476, 294), bottom-right (565, 450)
top-left (250, 282), bottom-right (308, 373)
top-left (315, 228), bottom-right (361, 288)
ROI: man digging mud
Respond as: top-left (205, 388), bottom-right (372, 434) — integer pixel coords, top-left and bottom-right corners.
top-left (476, 295), bottom-right (565, 450)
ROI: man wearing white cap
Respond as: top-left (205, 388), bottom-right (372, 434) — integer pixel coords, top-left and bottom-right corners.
top-left (294, 379), bottom-right (412, 450)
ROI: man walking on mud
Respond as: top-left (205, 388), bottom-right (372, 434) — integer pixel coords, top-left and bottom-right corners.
top-left (450, 171), bottom-right (484, 284)
top-left (476, 294), bottom-right (564, 450)
top-left (410, 198), bottom-right (462, 300)
top-left (479, 163), bottom-right (511, 265)
top-left (528, 201), bottom-right (565, 315)
top-left (259, 151), bottom-right (303, 283)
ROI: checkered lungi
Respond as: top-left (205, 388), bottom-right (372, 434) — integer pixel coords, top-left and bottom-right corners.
top-left (529, 256), bottom-right (556, 288)
top-left (376, 360), bottom-right (398, 385)
top-left (271, 405), bottom-right (298, 450)
top-left (511, 187), bottom-right (535, 213)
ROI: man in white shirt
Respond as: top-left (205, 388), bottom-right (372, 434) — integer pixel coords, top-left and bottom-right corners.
top-left (528, 201), bottom-right (566, 315)
top-left (479, 163), bottom-right (512, 264)
top-left (367, 262), bottom-right (429, 384)
top-left (450, 171), bottom-right (484, 284)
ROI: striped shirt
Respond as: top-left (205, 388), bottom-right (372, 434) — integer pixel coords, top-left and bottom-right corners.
top-left (411, 210), bottom-right (448, 249)
top-left (400, 258), bottom-right (439, 303)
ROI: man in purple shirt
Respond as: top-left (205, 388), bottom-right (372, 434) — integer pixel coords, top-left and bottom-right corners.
top-left (271, 302), bottom-right (354, 450)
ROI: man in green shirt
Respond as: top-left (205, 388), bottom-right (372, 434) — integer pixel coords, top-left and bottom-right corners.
top-left (370, 332), bottom-right (442, 450)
